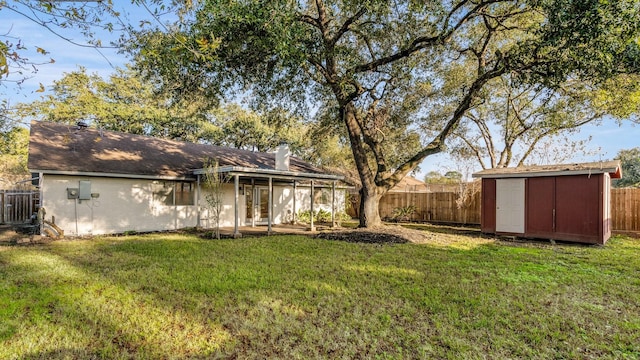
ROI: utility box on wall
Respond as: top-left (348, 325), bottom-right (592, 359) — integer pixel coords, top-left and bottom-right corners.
top-left (67, 188), bottom-right (79, 199)
top-left (79, 180), bottom-right (92, 200)
top-left (473, 161), bottom-right (622, 245)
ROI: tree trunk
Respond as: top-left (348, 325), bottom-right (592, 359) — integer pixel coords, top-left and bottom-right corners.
top-left (359, 186), bottom-right (382, 228)
top-left (339, 102), bottom-right (384, 228)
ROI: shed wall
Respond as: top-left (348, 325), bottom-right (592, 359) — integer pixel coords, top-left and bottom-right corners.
top-left (554, 175), bottom-right (602, 243)
top-left (481, 173), bottom-right (611, 244)
top-left (481, 179), bottom-right (496, 233)
top-left (525, 177), bottom-right (556, 238)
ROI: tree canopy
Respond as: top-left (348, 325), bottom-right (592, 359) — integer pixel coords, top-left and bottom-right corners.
top-left (446, 74), bottom-right (640, 169)
top-left (614, 147), bottom-right (640, 188)
top-left (14, 67), bottom-right (315, 156)
top-left (15, 66), bottom-right (216, 142)
top-left (0, 126), bottom-right (29, 185)
top-left (128, 0), bottom-right (640, 227)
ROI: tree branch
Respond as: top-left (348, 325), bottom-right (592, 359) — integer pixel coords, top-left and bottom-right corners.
top-left (329, 8), bottom-right (367, 48)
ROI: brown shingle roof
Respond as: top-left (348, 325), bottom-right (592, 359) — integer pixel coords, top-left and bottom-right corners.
top-left (472, 160), bottom-right (622, 179)
top-left (28, 121), bottom-right (325, 179)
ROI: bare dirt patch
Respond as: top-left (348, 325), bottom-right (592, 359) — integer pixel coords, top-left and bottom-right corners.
top-left (316, 224), bottom-right (495, 247)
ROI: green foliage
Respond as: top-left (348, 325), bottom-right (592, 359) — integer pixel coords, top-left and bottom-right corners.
top-left (614, 148), bottom-right (640, 188)
top-left (1, 233), bottom-right (639, 358)
top-left (391, 205), bottom-right (416, 222)
top-left (524, 0), bottom-right (640, 83)
top-left (424, 171), bottom-right (463, 184)
top-left (0, 126), bottom-right (30, 183)
top-left (14, 68), bottom-right (309, 154)
top-left (209, 104), bottom-right (308, 153)
top-left (296, 208), bottom-right (343, 224)
top-left (15, 66), bottom-right (217, 143)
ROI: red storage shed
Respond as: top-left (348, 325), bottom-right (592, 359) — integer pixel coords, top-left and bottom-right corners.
top-left (472, 161), bottom-right (622, 245)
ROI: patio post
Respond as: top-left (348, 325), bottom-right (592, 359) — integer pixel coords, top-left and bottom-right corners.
top-left (268, 176), bottom-right (273, 234)
top-left (309, 180), bottom-right (315, 231)
top-left (292, 181), bottom-right (297, 224)
top-left (233, 174), bottom-right (242, 238)
top-left (250, 178), bottom-right (255, 227)
top-left (196, 174), bottom-right (201, 228)
top-left (331, 181), bottom-right (336, 228)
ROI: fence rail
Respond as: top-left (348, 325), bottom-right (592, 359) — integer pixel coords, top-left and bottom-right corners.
top-left (349, 188), bottom-right (640, 232)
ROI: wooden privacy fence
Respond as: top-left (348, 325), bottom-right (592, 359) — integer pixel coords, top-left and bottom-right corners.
top-left (611, 188), bottom-right (640, 232)
top-left (348, 191), bottom-right (482, 225)
top-left (0, 190), bottom-right (40, 224)
top-left (349, 188), bottom-right (640, 232)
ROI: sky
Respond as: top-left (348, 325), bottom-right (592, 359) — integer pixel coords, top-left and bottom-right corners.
top-left (1, 1), bottom-right (638, 180)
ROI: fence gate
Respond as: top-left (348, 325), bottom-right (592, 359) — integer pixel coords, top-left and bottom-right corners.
top-left (1, 190), bottom-right (40, 224)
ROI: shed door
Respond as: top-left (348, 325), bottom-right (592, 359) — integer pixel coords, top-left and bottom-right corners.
top-left (555, 175), bottom-right (599, 236)
top-left (526, 177), bottom-right (555, 236)
top-left (496, 178), bottom-right (525, 233)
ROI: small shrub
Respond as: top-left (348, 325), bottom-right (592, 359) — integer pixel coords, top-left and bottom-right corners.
top-left (316, 209), bottom-right (332, 223)
top-left (297, 210), bottom-right (313, 224)
top-left (296, 209), bottom-right (349, 224)
top-left (391, 205), bottom-right (416, 222)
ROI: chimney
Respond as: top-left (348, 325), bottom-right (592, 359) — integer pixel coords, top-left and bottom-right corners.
top-left (275, 143), bottom-right (290, 171)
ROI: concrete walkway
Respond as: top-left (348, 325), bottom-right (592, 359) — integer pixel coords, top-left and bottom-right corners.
top-left (217, 223), bottom-right (337, 237)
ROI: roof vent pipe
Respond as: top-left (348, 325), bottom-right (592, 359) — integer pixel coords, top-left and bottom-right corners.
top-left (276, 143), bottom-right (290, 171)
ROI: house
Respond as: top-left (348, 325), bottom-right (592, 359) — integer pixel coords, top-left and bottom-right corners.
top-left (27, 121), bottom-right (344, 237)
top-left (388, 176), bottom-right (430, 193)
top-left (472, 161), bottom-right (622, 244)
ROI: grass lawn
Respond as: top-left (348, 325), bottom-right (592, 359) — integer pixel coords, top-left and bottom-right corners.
top-left (1, 232), bottom-right (639, 359)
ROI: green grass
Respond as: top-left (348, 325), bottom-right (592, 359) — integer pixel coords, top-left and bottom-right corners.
top-left (1, 233), bottom-right (639, 359)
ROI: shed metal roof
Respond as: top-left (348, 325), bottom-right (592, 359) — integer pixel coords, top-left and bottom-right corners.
top-left (472, 160), bottom-right (622, 179)
top-left (28, 121), bottom-right (339, 181)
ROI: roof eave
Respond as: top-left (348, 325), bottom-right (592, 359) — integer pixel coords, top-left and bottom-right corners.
top-left (193, 166), bottom-right (344, 181)
top-left (30, 169), bottom-right (195, 181)
top-left (472, 168), bottom-right (621, 179)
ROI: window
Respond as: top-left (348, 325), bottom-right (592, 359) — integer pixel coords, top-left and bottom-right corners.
top-left (152, 181), bottom-right (195, 206)
top-left (313, 188), bottom-right (331, 205)
top-left (175, 182), bottom-right (195, 205)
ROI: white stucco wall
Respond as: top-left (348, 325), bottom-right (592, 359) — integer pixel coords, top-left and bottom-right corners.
top-left (40, 175), bottom-right (199, 236)
top-left (41, 175), bottom-right (346, 236)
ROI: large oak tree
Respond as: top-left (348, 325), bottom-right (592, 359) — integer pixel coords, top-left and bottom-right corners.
top-left (129, 0), bottom-right (640, 227)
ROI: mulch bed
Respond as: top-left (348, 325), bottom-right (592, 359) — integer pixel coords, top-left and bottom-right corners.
top-left (315, 225), bottom-right (435, 244)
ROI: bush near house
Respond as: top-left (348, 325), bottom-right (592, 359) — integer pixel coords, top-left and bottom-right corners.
top-left (1, 233), bottom-right (639, 359)
top-left (296, 209), bottom-right (351, 224)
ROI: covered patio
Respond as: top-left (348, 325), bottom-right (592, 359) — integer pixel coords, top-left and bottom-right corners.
top-left (194, 166), bottom-right (345, 238)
